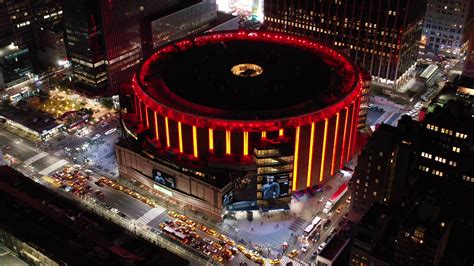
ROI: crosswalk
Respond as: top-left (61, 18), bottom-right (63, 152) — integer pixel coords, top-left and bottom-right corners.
top-left (279, 255), bottom-right (306, 266)
top-left (38, 159), bottom-right (68, 175)
top-left (136, 206), bottom-right (166, 225)
top-left (289, 217), bottom-right (306, 231)
top-left (23, 152), bottom-right (48, 166)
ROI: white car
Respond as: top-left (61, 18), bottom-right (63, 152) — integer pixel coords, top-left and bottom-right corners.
top-left (111, 208), bottom-right (119, 214)
top-left (105, 128), bottom-right (117, 135)
top-left (91, 134), bottom-right (101, 140)
top-left (301, 243), bottom-right (310, 253)
top-left (317, 242), bottom-right (327, 252)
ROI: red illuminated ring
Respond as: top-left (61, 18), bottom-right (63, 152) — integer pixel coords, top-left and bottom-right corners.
top-left (133, 30), bottom-right (362, 131)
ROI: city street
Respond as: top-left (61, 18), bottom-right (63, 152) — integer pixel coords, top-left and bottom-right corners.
top-left (1, 122), bottom-right (358, 265)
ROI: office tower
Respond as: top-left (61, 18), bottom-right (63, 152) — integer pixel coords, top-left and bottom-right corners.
top-left (263, 0), bottom-right (427, 90)
top-left (423, 0), bottom-right (474, 57)
top-left (142, 0), bottom-right (217, 57)
top-left (350, 198), bottom-right (451, 266)
top-left (61, 0), bottom-right (219, 96)
top-left (463, 31), bottom-right (474, 78)
top-left (0, 0), bottom-right (33, 90)
top-left (418, 100), bottom-right (474, 184)
top-left (31, 0), bottom-right (66, 68)
top-left (392, 194), bottom-right (451, 266)
top-left (351, 116), bottom-right (418, 215)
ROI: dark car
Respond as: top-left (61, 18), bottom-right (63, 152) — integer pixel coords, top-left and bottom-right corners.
top-left (323, 219), bottom-right (331, 228)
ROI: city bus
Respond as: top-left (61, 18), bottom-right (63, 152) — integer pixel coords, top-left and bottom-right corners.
top-left (303, 216), bottom-right (322, 240)
top-left (323, 182), bottom-right (348, 214)
top-left (163, 226), bottom-right (188, 243)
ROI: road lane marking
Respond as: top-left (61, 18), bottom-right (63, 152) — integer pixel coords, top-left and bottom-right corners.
top-left (23, 152), bottom-right (48, 166)
top-left (38, 159), bottom-right (68, 175)
top-left (136, 206), bottom-right (166, 225)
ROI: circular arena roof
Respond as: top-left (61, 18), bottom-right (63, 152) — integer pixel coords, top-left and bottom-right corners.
top-left (133, 31), bottom-right (362, 131)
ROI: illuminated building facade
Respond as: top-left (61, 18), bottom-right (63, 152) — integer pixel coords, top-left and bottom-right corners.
top-left (263, 0), bottom-right (427, 91)
top-left (423, 0), bottom-right (474, 57)
top-left (117, 30), bottom-right (363, 219)
top-left (62, 0), bottom-right (213, 95)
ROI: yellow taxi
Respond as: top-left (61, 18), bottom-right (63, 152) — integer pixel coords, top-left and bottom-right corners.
top-left (237, 245), bottom-right (246, 253)
top-left (269, 258), bottom-right (281, 265)
top-left (206, 228), bottom-right (217, 236)
top-left (288, 249), bottom-right (299, 258)
top-left (185, 219), bottom-right (196, 227)
top-left (212, 242), bottom-right (223, 251)
top-left (253, 256), bottom-right (265, 265)
top-left (212, 254), bottom-right (223, 263)
top-left (226, 239), bottom-right (236, 246)
top-left (196, 224), bottom-right (207, 231)
top-left (168, 211), bottom-right (178, 218)
top-left (217, 234), bottom-right (228, 241)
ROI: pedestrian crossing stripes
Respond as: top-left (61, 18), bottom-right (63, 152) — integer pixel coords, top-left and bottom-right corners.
top-left (23, 152), bottom-right (48, 166)
top-left (279, 255), bottom-right (305, 266)
top-left (38, 159), bottom-right (68, 175)
top-left (136, 206), bottom-right (166, 225)
top-left (289, 217), bottom-right (306, 231)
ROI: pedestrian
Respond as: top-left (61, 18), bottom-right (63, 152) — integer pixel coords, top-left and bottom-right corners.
top-left (261, 221), bottom-right (263, 226)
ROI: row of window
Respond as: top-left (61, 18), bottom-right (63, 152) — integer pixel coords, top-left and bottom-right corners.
top-left (425, 124), bottom-right (468, 139)
top-left (462, 175), bottom-right (474, 183)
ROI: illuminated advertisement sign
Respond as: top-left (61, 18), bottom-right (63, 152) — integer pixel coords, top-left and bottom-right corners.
top-left (222, 190), bottom-right (234, 206)
top-left (152, 168), bottom-right (176, 189)
top-left (261, 175), bottom-right (289, 200)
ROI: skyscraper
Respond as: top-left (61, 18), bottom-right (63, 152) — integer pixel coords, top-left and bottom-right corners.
top-left (263, 0), bottom-right (427, 90)
top-left (61, 0), bottom-right (219, 96)
top-left (422, 0), bottom-right (474, 57)
top-left (351, 116), bottom-right (418, 215)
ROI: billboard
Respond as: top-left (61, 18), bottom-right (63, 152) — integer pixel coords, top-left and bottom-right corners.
top-left (222, 190), bottom-right (234, 206)
top-left (152, 168), bottom-right (176, 189)
top-left (261, 174), bottom-right (289, 200)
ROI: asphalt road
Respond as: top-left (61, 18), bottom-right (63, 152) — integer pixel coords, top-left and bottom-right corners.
top-left (1, 126), bottom-right (259, 265)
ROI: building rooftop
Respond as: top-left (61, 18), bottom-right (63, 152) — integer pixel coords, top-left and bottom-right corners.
top-left (136, 30), bottom-right (359, 123)
top-left (0, 108), bottom-right (61, 135)
top-left (318, 235), bottom-right (349, 262)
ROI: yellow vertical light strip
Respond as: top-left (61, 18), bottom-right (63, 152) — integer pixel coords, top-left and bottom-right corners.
top-left (209, 128), bottom-right (214, 151)
top-left (154, 111), bottom-right (159, 140)
top-left (145, 106), bottom-right (149, 128)
top-left (307, 122), bottom-right (315, 187)
top-left (279, 128), bottom-right (284, 137)
top-left (226, 130), bottom-right (231, 155)
top-left (330, 113), bottom-right (340, 176)
top-left (319, 118), bottom-right (329, 182)
top-left (178, 122), bottom-right (183, 153)
top-left (192, 126), bottom-right (198, 158)
top-left (165, 117), bottom-right (170, 147)
top-left (292, 126), bottom-right (300, 191)
top-left (261, 131), bottom-right (267, 139)
top-left (243, 131), bottom-right (249, 156)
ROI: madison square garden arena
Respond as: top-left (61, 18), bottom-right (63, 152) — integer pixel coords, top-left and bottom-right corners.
top-left (117, 30), bottom-right (365, 220)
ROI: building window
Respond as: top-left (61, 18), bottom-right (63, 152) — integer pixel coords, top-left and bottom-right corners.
top-left (452, 146), bottom-right (460, 153)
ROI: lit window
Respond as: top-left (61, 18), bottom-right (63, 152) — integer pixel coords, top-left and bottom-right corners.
top-left (373, 191), bottom-right (377, 196)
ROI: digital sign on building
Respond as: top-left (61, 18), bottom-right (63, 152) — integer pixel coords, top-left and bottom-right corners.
top-left (261, 175), bottom-right (289, 200)
top-left (152, 168), bottom-right (176, 189)
top-left (222, 190), bottom-right (234, 206)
